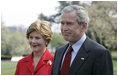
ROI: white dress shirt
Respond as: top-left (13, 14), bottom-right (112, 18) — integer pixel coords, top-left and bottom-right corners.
top-left (61, 33), bottom-right (86, 67)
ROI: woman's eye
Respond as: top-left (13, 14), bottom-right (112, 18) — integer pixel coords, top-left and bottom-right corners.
top-left (36, 37), bottom-right (40, 39)
top-left (29, 36), bottom-right (33, 39)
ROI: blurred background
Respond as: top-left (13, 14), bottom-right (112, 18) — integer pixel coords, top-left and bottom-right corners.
top-left (1, 0), bottom-right (117, 75)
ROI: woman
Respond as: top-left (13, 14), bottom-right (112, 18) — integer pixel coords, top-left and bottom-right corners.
top-left (15, 20), bottom-right (54, 75)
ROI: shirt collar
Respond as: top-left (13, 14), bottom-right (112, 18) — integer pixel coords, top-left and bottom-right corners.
top-left (69, 33), bottom-right (86, 53)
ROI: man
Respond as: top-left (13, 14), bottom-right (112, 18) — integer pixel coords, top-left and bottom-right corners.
top-left (51, 5), bottom-right (113, 75)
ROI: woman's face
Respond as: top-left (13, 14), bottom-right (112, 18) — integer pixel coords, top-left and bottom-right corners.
top-left (28, 31), bottom-right (46, 53)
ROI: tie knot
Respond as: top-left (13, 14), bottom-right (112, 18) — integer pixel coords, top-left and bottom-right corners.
top-left (68, 46), bottom-right (73, 53)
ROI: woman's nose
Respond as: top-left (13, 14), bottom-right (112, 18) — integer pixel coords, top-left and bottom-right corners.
top-left (32, 38), bottom-right (36, 43)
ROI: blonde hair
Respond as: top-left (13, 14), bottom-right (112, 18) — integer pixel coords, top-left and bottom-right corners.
top-left (26, 20), bottom-right (53, 46)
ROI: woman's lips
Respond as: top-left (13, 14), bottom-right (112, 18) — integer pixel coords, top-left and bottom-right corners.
top-left (32, 45), bottom-right (38, 48)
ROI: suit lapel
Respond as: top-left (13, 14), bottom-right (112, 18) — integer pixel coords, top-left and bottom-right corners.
top-left (68, 37), bottom-right (89, 74)
top-left (55, 44), bottom-right (69, 74)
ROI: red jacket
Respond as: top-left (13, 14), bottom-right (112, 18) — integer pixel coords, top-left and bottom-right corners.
top-left (15, 49), bottom-right (54, 75)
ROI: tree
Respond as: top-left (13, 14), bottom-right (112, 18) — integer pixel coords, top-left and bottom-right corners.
top-left (86, 1), bottom-right (117, 51)
top-left (51, 33), bottom-right (67, 49)
top-left (1, 22), bottom-right (11, 55)
top-left (1, 22), bottom-right (31, 56)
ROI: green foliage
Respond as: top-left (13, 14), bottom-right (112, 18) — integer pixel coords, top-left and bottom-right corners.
top-left (1, 24), bottom-right (31, 56)
top-left (1, 55), bottom-right (12, 60)
top-left (51, 33), bottom-right (67, 48)
top-left (1, 24), bottom-right (11, 55)
top-left (113, 60), bottom-right (117, 75)
top-left (111, 51), bottom-right (117, 60)
top-left (86, 1), bottom-right (117, 51)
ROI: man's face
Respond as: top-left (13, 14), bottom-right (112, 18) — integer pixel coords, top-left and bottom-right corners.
top-left (61, 11), bottom-right (84, 44)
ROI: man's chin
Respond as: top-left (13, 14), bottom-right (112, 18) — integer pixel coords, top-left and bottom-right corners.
top-left (64, 38), bottom-right (70, 41)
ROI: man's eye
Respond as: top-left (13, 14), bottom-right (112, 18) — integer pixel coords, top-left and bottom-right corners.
top-left (61, 22), bottom-right (64, 25)
top-left (67, 22), bottom-right (73, 25)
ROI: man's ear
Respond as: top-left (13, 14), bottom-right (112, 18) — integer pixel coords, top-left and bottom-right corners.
top-left (81, 22), bottom-right (87, 32)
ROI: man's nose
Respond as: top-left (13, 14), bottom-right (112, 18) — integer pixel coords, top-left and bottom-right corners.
top-left (62, 24), bottom-right (68, 31)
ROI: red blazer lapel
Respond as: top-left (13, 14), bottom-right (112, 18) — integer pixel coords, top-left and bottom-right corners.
top-left (34, 49), bottom-right (52, 74)
top-left (23, 53), bottom-right (34, 74)
top-left (27, 61), bottom-right (34, 74)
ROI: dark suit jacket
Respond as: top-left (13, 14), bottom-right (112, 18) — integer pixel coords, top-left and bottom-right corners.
top-left (51, 37), bottom-right (113, 75)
